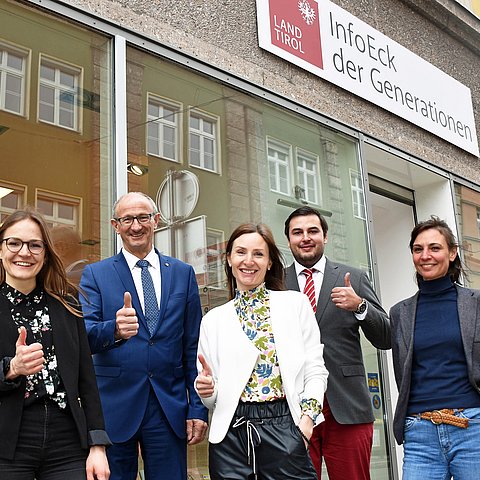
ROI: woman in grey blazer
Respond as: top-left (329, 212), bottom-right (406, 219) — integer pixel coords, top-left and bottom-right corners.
top-left (195, 223), bottom-right (328, 480)
top-left (0, 209), bottom-right (110, 479)
top-left (390, 216), bottom-right (480, 480)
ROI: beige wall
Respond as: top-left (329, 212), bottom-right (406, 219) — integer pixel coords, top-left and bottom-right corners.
top-left (62, 0), bottom-right (480, 183)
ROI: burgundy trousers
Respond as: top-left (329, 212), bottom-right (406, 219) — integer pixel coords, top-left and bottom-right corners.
top-left (309, 398), bottom-right (373, 480)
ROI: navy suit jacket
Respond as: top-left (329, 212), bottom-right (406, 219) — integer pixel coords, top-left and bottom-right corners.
top-left (285, 258), bottom-right (390, 424)
top-left (390, 285), bottom-right (480, 444)
top-left (79, 249), bottom-right (208, 443)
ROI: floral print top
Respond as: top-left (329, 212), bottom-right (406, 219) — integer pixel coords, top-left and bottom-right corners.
top-left (234, 284), bottom-right (322, 422)
top-left (235, 284), bottom-right (284, 402)
top-left (2, 283), bottom-right (67, 409)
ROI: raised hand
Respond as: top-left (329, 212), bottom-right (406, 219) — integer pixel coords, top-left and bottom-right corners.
top-left (331, 272), bottom-right (362, 311)
top-left (195, 354), bottom-right (215, 398)
top-left (114, 292), bottom-right (139, 340)
top-left (8, 326), bottom-right (44, 379)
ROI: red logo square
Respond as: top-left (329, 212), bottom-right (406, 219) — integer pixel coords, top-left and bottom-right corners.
top-left (269, 0), bottom-right (323, 69)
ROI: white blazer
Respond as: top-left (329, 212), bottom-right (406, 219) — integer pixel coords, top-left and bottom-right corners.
top-left (197, 289), bottom-right (329, 443)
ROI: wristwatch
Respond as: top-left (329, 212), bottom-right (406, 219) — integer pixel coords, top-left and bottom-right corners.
top-left (354, 298), bottom-right (367, 314)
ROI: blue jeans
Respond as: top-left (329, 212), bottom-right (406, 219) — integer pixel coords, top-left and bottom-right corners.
top-left (403, 407), bottom-right (480, 480)
top-left (0, 398), bottom-right (88, 480)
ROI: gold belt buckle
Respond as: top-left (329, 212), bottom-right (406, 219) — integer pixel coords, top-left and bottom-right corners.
top-left (430, 410), bottom-right (444, 425)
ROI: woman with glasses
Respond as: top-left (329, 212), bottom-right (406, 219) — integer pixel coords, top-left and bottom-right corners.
top-left (0, 208), bottom-right (111, 480)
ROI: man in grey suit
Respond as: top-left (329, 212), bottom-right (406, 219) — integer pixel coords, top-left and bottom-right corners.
top-left (284, 206), bottom-right (390, 480)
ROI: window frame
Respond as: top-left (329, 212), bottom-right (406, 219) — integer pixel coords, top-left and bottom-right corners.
top-left (188, 108), bottom-right (220, 173)
top-left (37, 54), bottom-right (83, 132)
top-left (146, 93), bottom-right (182, 162)
top-left (350, 169), bottom-right (366, 220)
top-left (35, 188), bottom-right (83, 232)
top-left (0, 40), bottom-right (29, 117)
top-left (267, 136), bottom-right (292, 196)
top-left (295, 147), bottom-right (321, 204)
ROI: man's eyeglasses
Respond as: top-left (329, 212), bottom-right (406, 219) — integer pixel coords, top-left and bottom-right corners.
top-left (2, 237), bottom-right (46, 255)
top-left (113, 213), bottom-right (155, 226)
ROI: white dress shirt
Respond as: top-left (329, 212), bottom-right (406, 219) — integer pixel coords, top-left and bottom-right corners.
top-left (122, 248), bottom-right (161, 313)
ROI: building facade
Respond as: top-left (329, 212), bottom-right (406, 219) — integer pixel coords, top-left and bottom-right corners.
top-left (0, 0), bottom-right (479, 478)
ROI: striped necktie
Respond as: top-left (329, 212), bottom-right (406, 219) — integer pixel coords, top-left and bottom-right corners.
top-left (302, 268), bottom-right (317, 312)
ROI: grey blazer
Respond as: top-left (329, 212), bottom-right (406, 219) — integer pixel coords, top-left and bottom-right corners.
top-left (285, 258), bottom-right (390, 424)
top-left (390, 285), bottom-right (480, 444)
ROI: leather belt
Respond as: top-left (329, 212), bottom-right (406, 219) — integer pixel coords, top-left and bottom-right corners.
top-left (418, 409), bottom-right (468, 428)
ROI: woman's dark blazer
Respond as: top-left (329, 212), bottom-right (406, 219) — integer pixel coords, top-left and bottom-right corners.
top-left (390, 285), bottom-right (480, 445)
top-left (0, 291), bottom-right (108, 460)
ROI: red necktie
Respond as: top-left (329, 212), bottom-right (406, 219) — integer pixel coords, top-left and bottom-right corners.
top-left (303, 268), bottom-right (317, 312)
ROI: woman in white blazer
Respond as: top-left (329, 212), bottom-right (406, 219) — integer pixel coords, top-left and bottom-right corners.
top-left (196, 223), bottom-right (328, 480)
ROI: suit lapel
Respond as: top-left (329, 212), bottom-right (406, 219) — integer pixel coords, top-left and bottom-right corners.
top-left (157, 252), bottom-right (172, 331)
top-left (398, 295), bottom-right (417, 353)
top-left (112, 253), bottom-right (146, 328)
top-left (48, 296), bottom-right (72, 382)
top-left (285, 264), bottom-right (299, 291)
top-left (457, 287), bottom-right (477, 365)
top-left (316, 260), bottom-right (340, 321)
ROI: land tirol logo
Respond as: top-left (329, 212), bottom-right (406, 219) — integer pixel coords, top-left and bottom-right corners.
top-left (269, 0), bottom-right (323, 69)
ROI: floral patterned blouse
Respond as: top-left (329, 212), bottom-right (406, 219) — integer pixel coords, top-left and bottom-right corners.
top-left (234, 284), bottom-right (322, 421)
top-left (1, 283), bottom-right (67, 409)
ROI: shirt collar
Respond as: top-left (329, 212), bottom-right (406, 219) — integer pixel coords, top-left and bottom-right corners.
top-left (122, 247), bottom-right (159, 271)
top-left (294, 255), bottom-right (326, 277)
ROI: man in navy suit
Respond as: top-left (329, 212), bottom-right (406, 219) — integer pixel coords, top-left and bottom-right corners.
top-left (284, 206), bottom-right (390, 480)
top-left (80, 192), bottom-right (208, 480)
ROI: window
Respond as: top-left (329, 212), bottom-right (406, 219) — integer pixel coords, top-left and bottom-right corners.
top-left (206, 229), bottom-right (225, 290)
top-left (147, 95), bottom-right (180, 161)
top-left (477, 208), bottom-right (480, 237)
top-left (36, 190), bottom-right (81, 230)
top-left (350, 169), bottom-right (366, 220)
top-left (0, 181), bottom-right (26, 222)
top-left (296, 148), bottom-right (320, 204)
top-left (189, 110), bottom-right (218, 172)
top-left (38, 56), bottom-right (81, 130)
top-left (267, 138), bottom-right (291, 195)
top-left (0, 42), bottom-right (28, 116)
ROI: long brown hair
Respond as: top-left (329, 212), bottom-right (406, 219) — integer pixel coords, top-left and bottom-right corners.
top-left (0, 208), bottom-right (81, 316)
top-left (225, 223), bottom-right (285, 299)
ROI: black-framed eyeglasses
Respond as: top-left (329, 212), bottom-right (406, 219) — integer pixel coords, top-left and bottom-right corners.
top-left (2, 237), bottom-right (46, 255)
top-left (113, 213), bottom-right (155, 226)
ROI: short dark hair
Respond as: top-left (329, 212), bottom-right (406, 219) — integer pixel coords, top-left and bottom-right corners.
top-left (284, 206), bottom-right (329, 239)
top-left (409, 215), bottom-right (464, 284)
top-left (225, 223), bottom-right (285, 299)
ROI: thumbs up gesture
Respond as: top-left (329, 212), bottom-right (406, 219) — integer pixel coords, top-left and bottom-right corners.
top-left (195, 354), bottom-right (215, 398)
top-left (7, 326), bottom-right (44, 380)
top-left (115, 292), bottom-right (139, 340)
top-left (330, 272), bottom-right (362, 311)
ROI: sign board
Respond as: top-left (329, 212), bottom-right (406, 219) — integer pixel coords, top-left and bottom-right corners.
top-left (155, 215), bottom-right (207, 274)
top-left (256, 0), bottom-right (479, 156)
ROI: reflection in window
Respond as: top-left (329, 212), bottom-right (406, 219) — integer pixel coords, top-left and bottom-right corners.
top-left (0, 42), bottom-right (27, 115)
top-left (267, 138), bottom-right (291, 195)
top-left (189, 110), bottom-right (218, 172)
top-left (350, 170), bottom-right (366, 220)
top-left (36, 191), bottom-right (80, 230)
top-left (147, 95), bottom-right (180, 161)
top-left (455, 183), bottom-right (480, 288)
top-left (38, 56), bottom-right (80, 130)
top-left (0, 181), bottom-right (25, 222)
top-left (296, 148), bottom-right (319, 204)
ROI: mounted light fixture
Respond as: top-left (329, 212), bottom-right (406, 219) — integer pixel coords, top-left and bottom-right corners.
top-left (127, 162), bottom-right (148, 176)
